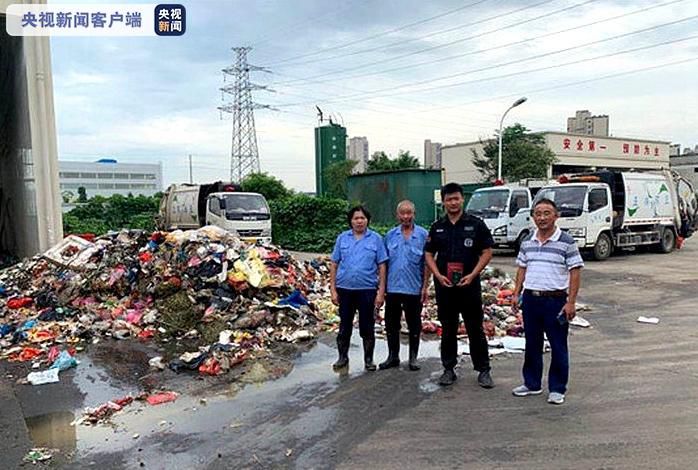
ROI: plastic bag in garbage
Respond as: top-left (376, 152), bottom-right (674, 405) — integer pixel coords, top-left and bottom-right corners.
top-left (50, 350), bottom-right (78, 371)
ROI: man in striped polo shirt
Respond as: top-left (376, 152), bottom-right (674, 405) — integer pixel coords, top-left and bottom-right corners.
top-left (512, 198), bottom-right (583, 405)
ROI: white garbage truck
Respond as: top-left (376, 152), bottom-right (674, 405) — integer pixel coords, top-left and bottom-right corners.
top-left (465, 180), bottom-right (548, 251)
top-left (157, 182), bottom-right (272, 243)
top-left (533, 170), bottom-right (698, 260)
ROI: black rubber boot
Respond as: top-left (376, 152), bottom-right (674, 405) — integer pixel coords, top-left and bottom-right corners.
top-left (363, 338), bottom-right (377, 371)
top-left (379, 330), bottom-right (400, 370)
top-left (408, 334), bottom-right (420, 371)
top-left (332, 337), bottom-right (349, 370)
top-left (438, 369), bottom-right (457, 386)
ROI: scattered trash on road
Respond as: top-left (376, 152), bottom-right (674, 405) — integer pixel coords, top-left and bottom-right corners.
top-left (26, 368), bottom-right (60, 385)
top-left (146, 391), bottom-right (178, 405)
top-left (570, 316), bottom-right (591, 328)
top-left (23, 448), bottom-right (55, 463)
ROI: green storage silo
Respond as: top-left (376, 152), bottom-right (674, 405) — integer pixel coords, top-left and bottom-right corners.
top-left (314, 123), bottom-right (347, 196)
top-left (346, 169), bottom-right (443, 228)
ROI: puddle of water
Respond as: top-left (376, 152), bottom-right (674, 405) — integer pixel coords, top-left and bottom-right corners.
top-left (26, 333), bottom-right (459, 466)
top-left (25, 411), bottom-right (78, 452)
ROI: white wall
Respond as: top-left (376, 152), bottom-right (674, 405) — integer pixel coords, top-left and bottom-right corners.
top-left (441, 142), bottom-right (484, 184)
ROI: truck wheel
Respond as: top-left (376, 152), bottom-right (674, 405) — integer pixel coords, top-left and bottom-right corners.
top-left (657, 227), bottom-right (676, 253)
top-left (593, 233), bottom-right (612, 260)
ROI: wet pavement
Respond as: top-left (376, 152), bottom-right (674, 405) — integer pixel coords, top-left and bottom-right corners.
top-left (3, 243), bottom-right (698, 468)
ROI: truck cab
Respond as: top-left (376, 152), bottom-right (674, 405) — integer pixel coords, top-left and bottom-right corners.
top-left (158, 182), bottom-right (272, 243)
top-left (465, 185), bottom-right (533, 250)
top-left (534, 182), bottom-right (614, 259)
top-left (205, 192), bottom-right (272, 243)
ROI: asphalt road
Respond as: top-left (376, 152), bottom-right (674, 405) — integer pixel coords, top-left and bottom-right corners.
top-left (2, 243), bottom-right (698, 469)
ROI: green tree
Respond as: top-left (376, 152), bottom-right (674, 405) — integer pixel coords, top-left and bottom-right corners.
top-left (270, 194), bottom-right (349, 252)
top-left (366, 151), bottom-right (394, 172)
top-left (394, 149), bottom-right (420, 169)
top-left (63, 193), bottom-right (162, 235)
top-left (323, 160), bottom-right (357, 199)
top-left (241, 172), bottom-right (292, 201)
top-left (77, 186), bottom-right (87, 203)
top-left (365, 150), bottom-right (420, 173)
top-left (472, 123), bottom-right (557, 182)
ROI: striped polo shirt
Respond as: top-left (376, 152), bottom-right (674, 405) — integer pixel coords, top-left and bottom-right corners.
top-left (516, 227), bottom-right (584, 291)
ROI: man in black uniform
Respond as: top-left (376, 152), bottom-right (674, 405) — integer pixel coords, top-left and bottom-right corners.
top-left (425, 182), bottom-right (495, 388)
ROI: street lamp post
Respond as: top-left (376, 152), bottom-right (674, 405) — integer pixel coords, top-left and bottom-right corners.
top-left (497, 97), bottom-right (527, 183)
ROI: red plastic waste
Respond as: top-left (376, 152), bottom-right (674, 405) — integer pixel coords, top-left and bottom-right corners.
top-left (138, 329), bottom-right (155, 340)
top-left (198, 357), bottom-right (221, 376)
top-left (7, 297), bottom-right (33, 309)
top-left (146, 391), bottom-right (178, 405)
top-left (421, 321), bottom-right (439, 334)
top-left (497, 289), bottom-right (514, 306)
top-left (10, 347), bottom-right (43, 362)
top-left (47, 346), bottom-right (60, 363)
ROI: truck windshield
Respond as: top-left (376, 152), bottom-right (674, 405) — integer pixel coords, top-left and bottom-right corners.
top-left (222, 194), bottom-right (269, 214)
top-left (466, 189), bottom-right (510, 217)
top-left (534, 186), bottom-right (586, 217)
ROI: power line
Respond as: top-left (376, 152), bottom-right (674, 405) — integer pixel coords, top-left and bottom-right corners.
top-left (418, 55), bottom-right (698, 114)
top-left (266, 0), bottom-right (495, 66)
top-left (249, 0), bottom-right (370, 50)
top-left (253, 0), bottom-right (688, 133)
top-left (272, 0), bottom-right (687, 85)
top-left (272, 0), bottom-right (597, 85)
top-left (274, 19), bottom-right (698, 107)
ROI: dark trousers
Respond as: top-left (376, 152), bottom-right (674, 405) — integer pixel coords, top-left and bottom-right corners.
top-left (435, 285), bottom-right (490, 372)
top-left (384, 293), bottom-right (422, 353)
top-left (521, 292), bottom-right (569, 394)
top-left (337, 288), bottom-right (376, 343)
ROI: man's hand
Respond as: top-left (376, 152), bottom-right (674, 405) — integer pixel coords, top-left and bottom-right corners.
top-left (436, 273), bottom-right (452, 288)
top-left (512, 289), bottom-right (521, 308)
top-left (375, 291), bottom-right (385, 309)
top-left (421, 287), bottom-right (429, 304)
top-left (564, 301), bottom-right (576, 320)
top-left (331, 289), bottom-right (339, 306)
top-left (457, 273), bottom-right (477, 287)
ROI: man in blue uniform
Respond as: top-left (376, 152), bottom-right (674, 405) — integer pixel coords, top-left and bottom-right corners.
top-left (379, 200), bottom-right (429, 371)
top-left (425, 183), bottom-right (495, 388)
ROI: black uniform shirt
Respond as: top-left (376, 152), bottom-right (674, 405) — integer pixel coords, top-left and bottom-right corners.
top-left (424, 213), bottom-right (494, 276)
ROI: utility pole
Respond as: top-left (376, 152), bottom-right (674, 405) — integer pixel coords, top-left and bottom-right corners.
top-left (218, 47), bottom-right (273, 183)
top-left (188, 154), bottom-right (193, 184)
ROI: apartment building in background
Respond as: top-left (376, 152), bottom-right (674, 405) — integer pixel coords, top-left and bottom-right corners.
top-left (424, 139), bottom-right (442, 169)
top-left (566, 110), bottom-right (609, 136)
top-left (347, 136), bottom-right (369, 174)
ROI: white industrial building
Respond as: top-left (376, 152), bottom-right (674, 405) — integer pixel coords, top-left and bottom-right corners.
top-left (59, 159), bottom-right (163, 203)
top-left (442, 132), bottom-right (671, 184)
top-left (347, 136), bottom-right (369, 174)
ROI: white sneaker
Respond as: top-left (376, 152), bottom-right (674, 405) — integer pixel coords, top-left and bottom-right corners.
top-left (547, 392), bottom-right (565, 405)
top-left (512, 385), bottom-right (543, 397)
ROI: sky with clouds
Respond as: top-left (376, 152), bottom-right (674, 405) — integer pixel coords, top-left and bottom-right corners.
top-left (50, 0), bottom-right (698, 191)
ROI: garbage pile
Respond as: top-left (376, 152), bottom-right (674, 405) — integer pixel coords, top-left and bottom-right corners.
top-left (0, 227), bottom-right (333, 380)
top-left (413, 267), bottom-right (523, 338)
